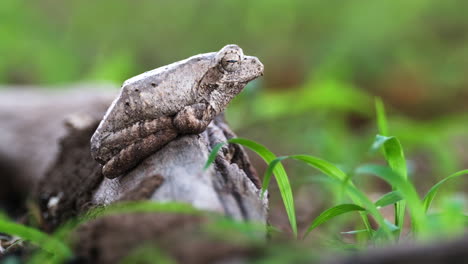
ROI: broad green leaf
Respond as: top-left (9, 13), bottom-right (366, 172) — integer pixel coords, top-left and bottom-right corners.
top-left (304, 204), bottom-right (366, 238)
top-left (205, 138), bottom-right (297, 238)
top-left (423, 169), bottom-right (468, 212)
top-left (374, 191), bottom-right (403, 208)
top-left (0, 218), bottom-right (72, 259)
top-left (356, 164), bottom-right (428, 235)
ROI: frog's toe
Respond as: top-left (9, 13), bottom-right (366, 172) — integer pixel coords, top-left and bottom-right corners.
top-left (102, 162), bottom-right (124, 179)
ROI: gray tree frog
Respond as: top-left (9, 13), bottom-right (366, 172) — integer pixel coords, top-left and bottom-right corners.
top-left (90, 45), bottom-right (264, 179)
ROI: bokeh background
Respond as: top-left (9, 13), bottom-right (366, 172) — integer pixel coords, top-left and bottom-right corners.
top-left (3, 0), bottom-right (468, 238)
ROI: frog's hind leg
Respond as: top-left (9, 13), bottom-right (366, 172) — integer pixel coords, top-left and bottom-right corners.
top-left (94, 116), bottom-right (174, 164)
top-left (102, 129), bottom-right (178, 179)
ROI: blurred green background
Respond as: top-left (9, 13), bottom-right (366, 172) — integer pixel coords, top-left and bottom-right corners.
top-left (2, 0), bottom-right (468, 234)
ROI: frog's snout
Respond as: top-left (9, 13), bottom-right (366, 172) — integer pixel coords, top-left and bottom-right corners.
top-left (247, 56), bottom-right (264, 78)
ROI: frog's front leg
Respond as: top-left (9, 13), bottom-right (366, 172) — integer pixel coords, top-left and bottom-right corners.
top-left (99, 103), bottom-right (214, 178)
top-left (173, 103), bottom-right (215, 134)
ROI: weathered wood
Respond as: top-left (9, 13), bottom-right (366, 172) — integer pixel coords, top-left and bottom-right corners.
top-left (0, 86), bottom-right (268, 263)
top-left (0, 85), bottom-right (115, 216)
top-left (36, 110), bottom-right (267, 227)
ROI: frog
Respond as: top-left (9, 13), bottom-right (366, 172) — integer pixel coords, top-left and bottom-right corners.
top-left (90, 44), bottom-right (264, 179)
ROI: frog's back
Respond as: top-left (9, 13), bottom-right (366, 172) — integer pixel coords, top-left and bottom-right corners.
top-left (97, 52), bottom-right (215, 135)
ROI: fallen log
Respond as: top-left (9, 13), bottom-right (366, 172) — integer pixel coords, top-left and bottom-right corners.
top-left (0, 86), bottom-right (268, 263)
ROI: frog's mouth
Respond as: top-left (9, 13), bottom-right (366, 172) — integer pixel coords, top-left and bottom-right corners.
top-left (224, 63), bottom-right (264, 83)
top-left (244, 55), bottom-right (264, 79)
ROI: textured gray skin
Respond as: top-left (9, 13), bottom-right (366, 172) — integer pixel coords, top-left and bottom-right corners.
top-left (91, 45), bottom-right (264, 178)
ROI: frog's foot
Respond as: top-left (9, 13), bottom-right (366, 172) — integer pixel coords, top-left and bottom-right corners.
top-left (102, 129), bottom-right (178, 179)
top-left (173, 103), bottom-right (214, 134)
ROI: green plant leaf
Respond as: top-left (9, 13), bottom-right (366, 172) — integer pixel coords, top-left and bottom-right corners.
top-left (204, 142), bottom-right (225, 170)
top-left (340, 229), bottom-right (368, 235)
top-left (372, 135), bottom-right (408, 230)
top-left (304, 204), bottom-right (366, 238)
top-left (121, 244), bottom-right (176, 264)
top-left (372, 219), bottom-right (400, 242)
top-left (75, 201), bottom-right (199, 229)
top-left (35, 201), bottom-right (215, 263)
top-left (374, 191), bottom-right (403, 208)
top-left (265, 155), bottom-right (392, 239)
top-left (50, 201), bottom-right (201, 246)
top-left (0, 218), bottom-right (72, 259)
top-left (373, 99), bottom-right (407, 237)
top-left (202, 217), bottom-right (269, 243)
top-left (375, 97), bottom-right (388, 136)
top-left (371, 135), bottom-right (407, 179)
top-left (264, 155), bottom-right (347, 185)
top-left (204, 138), bottom-right (297, 238)
top-left (356, 164), bottom-right (427, 235)
top-left (422, 169), bottom-right (468, 212)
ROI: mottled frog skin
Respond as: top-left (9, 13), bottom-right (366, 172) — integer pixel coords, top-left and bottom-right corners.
top-left (90, 45), bottom-right (264, 178)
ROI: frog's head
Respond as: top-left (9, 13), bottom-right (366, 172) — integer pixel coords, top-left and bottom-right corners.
top-left (214, 44), bottom-right (264, 83)
top-left (198, 45), bottom-right (263, 113)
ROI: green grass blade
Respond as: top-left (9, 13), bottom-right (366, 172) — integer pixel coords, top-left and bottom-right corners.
top-left (375, 97), bottom-right (389, 136)
top-left (33, 202), bottom-right (206, 263)
top-left (372, 110), bottom-right (407, 237)
top-left (210, 138), bottom-right (297, 238)
top-left (204, 142), bottom-right (225, 170)
top-left (0, 218), bottom-right (72, 258)
top-left (304, 204), bottom-right (366, 238)
top-left (51, 201), bottom-right (201, 244)
top-left (121, 244), bottom-right (176, 264)
top-left (202, 217), bottom-right (270, 243)
top-left (93, 201), bottom-right (198, 216)
top-left (75, 201), bottom-right (199, 229)
top-left (373, 220), bottom-right (400, 242)
top-left (262, 156), bottom-right (289, 195)
top-left (422, 169), bottom-right (468, 212)
top-left (356, 164), bottom-right (428, 235)
top-left (371, 135), bottom-right (407, 179)
top-left (279, 155), bottom-right (347, 181)
top-left (265, 155), bottom-right (392, 239)
top-left (199, 138), bottom-right (298, 237)
top-left (340, 229), bottom-right (368, 235)
top-left (374, 191), bottom-right (403, 208)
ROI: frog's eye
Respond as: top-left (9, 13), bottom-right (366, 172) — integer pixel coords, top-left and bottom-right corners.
top-left (221, 53), bottom-right (241, 72)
